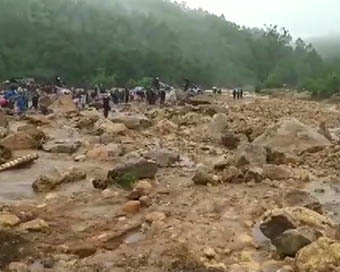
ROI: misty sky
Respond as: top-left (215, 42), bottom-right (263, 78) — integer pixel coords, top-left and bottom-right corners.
top-left (183, 0), bottom-right (340, 39)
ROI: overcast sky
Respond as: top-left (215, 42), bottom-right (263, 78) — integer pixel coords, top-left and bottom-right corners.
top-left (183, 0), bottom-right (340, 39)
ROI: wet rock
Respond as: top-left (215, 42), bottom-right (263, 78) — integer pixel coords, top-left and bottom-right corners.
top-left (122, 201), bottom-right (141, 215)
top-left (127, 180), bottom-right (152, 200)
top-left (94, 119), bottom-right (128, 135)
top-left (17, 124), bottom-right (46, 144)
top-left (49, 95), bottom-right (78, 114)
top-left (0, 145), bottom-right (12, 165)
top-left (244, 166), bottom-right (264, 183)
top-left (145, 211), bottom-right (166, 223)
top-left (0, 132), bottom-right (40, 151)
top-left (235, 144), bottom-right (267, 167)
top-left (223, 166), bottom-right (241, 183)
top-left (19, 219), bottom-right (49, 232)
top-left (8, 262), bottom-right (29, 272)
top-left (0, 213), bottom-right (21, 228)
top-left (272, 227), bottom-right (321, 257)
top-left (221, 132), bottom-right (248, 150)
top-left (110, 113), bottom-right (151, 129)
top-left (266, 147), bottom-right (298, 165)
top-left (42, 139), bottom-right (81, 154)
top-left (284, 190), bottom-right (322, 213)
top-left (143, 149), bottom-right (180, 167)
top-left (296, 237), bottom-right (340, 272)
top-left (260, 215), bottom-right (296, 240)
top-left (263, 165), bottom-right (291, 180)
top-left (207, 113), bottom-right (229, 141)
top-left (108, 157), bottom-right (158, 181)
top-left (253, 118), bottom-right (331, 154)
top-left (87, 144), bottom-right (124, 161)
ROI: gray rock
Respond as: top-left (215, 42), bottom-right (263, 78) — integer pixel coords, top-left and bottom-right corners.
top-left (244, 166), bottom-right (264, 183)
top-left (235, 144), bottom-right (267, 167)
top-left (221, 132), bottom-right (248, 150)
top-left (272, 227), bottom-right (321, 257)
top-left (43, 140), bottom-right (81, 154)
top-left (143, 149), bottom-right (180, 167)
top-left (284, 190), bottom-right (322, 214)
top-left (108, 157), bottom-right (158, 181)
top-left (260, 215), bottom-right (296, 240)
top-left (0, 145), bottom-right (12, 165)
top-left (193, 171), bottom-right (217, 185)
top-left (263, 165), bottom-right (291, 180)
top-left (207, 113), bottom-right (229, 141)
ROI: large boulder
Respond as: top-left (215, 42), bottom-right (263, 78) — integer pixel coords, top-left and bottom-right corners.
top-left (260, 207), bottom-right (336, 241)
top-left (221, 132), bottom-right (248, 150)
top-left (206, 113), bottom-right (229, 141)
top-left (272, 227), bottom-right (321, 257)
top-left (234, 144), bottom-right (267, 167)
top-left (107, 157), bottom-right (158, 181)
top-left (253, 118), bottom-right (331, 154)
top-left (49, 95), bottom-right (78, 114)
top-left (110, 113), bottom-right (151, 129)
top-left (143, 149), bottom-right (180, 167)
top-left (296, 237), bottom-right (340, 272)
top-left (187, 95), bottom-right (212, 106)
top-left (42, 140), bottom-right (81, 154)
top-left (266, 147), bottom-right (299, 165)
top-left (87, 144), bottom-right (124, 161)
top-left (263, 165), bottom-right (291, 180)
top-left (0, 132), bottom-right (40, 150)
top-left (17, 125), bottom-right (46, 144)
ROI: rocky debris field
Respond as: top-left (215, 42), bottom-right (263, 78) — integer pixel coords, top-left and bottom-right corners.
top-left (1, 93), bottom-right (340, 271)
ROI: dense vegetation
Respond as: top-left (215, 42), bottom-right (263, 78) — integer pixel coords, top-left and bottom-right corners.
top-left (0, 0), bottom-right (339, 96)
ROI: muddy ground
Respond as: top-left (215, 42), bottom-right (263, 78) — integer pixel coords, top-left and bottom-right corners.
top-left (1, 92), bottom-right (340, 272)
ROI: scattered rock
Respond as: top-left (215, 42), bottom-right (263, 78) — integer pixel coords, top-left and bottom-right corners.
top-left (128, 180), bottom-right (152, 200)
top-left (272, 227), bottom-right (321, 257)
top-left (49, 95), bottom-right (78, 114)
top-left (223, 166), bottom-right (241, 183)
top-left (43, 139), bottom-right (81, 154)
top-left (0, 132), bottom-right (40, 151)
top-left (143, 149), bottom-right (180, 167)
top-left (17, 124), bottom-right (46, 144)
top-left (244, 166), bottom-right (264, 183)
top-left (206, 113), bottom-right (229, 141)
top-left (266, 147), bottom-right (299, 165)
top-left (122, 201), bottom-right (141, 215)
top-left (145, 211), bottom-right (166, 223)
top-left (253, 118), bottom-right (331, 154)
top-left (61, 167), bottom-right (86, 183)
top-left (221, 132), bottom-right (248, 150)
top-left (263, 165), bottom-right (291, 180)
top-left (296, 237), bottom-right (340, 272)
top-left (19, 219), bottom-right (49, 232)
top-left (139, 196), bottom-right (152, 207)
top-left (66, 244), bottom-right (97, 258)
top-left (32, 167), bottom-right (63, 193)
top-left (187, 95), bottom-right (212, 105)
top-left (0, 145), bottom-right (12, 165)
top-left (193, 170), bottom-right (217, 185)
top-left (8, 262), bottom-right (29, 272)
top-left (0, 213), bottom-right (21, 228)
top-left (0, 111), bottom-right (8, 128)
top-left (94, 119), bottom-right (128, 135)
top-left (110, 113), bottom-right (152, 129)
top-left (87, 144), bottom-right (124, 161)
top-left (284, 190), bottom-right (322, 213)
top-left (235, 144), bottom-right (267, 166)
top-left (73, 154), bottom-right (87, 162)
top-left (92, 178), bottom-right (108, 190)
top-left (318, 121), bottom-right (332, 142)
top-left (203, 247), bottom-right (216, 259)
top-left (108, 157), bottom-right (158, 181)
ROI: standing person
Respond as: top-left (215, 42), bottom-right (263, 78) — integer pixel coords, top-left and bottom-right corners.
top-left (103, 95), bottom-right (110, 118)
top-left (237, 89), bottom-right (240, 99)
top-left (124, 87), bottom-right (130, 104)
top-left (152, 77), bottom-right (160, 91)
top-left (184, 79), bottom-right (190, 92)
top-left (30, 89), bottom-right (40, 111)
top-left (80, 90), bottom-right (87, 109)
top-left (159, 88), bottom-right (166, 106)
top-left (240, 88), bottom-right (244, 99)
top-left (233, 89), bottom-right (237, 100)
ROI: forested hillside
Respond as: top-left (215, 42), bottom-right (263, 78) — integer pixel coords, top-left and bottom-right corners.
top-left (311, 35), bottom-right (340, 59)
top-left (0, 0), bottom-right (339, 95)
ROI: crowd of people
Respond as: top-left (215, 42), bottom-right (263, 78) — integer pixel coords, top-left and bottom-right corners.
top-left (0, 76), bottom-right (244, 118)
